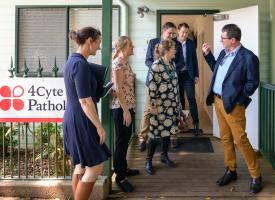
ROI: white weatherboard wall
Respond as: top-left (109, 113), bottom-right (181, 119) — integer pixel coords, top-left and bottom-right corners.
top-left (0, 0), bottom-right (102, 79)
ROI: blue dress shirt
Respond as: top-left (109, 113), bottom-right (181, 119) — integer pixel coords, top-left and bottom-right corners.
top-left (213, 45), bottom-right (241, 95)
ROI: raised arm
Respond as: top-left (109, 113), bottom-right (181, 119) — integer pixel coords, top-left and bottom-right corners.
top-left (202, 43), bottom-right (216, 72)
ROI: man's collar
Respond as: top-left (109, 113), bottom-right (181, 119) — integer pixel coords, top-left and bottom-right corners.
top-left (224, 44), bottom-right (242, 56)
top-left (177, 37), bottom-right (186, 44)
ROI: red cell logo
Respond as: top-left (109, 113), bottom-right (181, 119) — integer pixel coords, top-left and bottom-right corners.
top-left (0, 85), bottom-right (24, 111)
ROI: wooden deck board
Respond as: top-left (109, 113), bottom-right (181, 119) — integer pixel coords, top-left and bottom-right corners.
top-left (108, 136), bottom-right (275, 199)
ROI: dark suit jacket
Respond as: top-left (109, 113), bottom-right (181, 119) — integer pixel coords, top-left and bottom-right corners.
top-left (204, 45), bottom-right (259, 113)
top-left (184, 38), bottom-right (199, 79)
top-left (145, 37), bottom-right (184, 86)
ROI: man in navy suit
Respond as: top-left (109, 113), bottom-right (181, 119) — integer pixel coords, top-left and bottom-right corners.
top-left (177, 23), bottom-right (200, 136)
top-left (138, 22), bottom-right (184, 153)
top-left (202, 24), bottom-right (262, 194)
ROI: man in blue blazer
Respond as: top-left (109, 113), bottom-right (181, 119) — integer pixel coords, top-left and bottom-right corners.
top-left (138, 22), bottom-right (184, 154)
top-left (202, 24), bottom-right (262, 194)
top-left (177, 23), bottom-right (200, 136)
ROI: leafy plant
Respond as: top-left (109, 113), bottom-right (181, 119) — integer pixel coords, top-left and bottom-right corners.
top-left (35, 123), bottom-right (70, 176)
top-left (0, 123), bottom-right (18, 156)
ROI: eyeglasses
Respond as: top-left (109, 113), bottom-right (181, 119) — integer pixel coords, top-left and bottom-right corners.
top-left (221, 37), bottom-right (230, 40)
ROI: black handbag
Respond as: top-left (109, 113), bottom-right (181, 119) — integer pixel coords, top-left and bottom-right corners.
top-left (88, 62), bottom-right (113, 102)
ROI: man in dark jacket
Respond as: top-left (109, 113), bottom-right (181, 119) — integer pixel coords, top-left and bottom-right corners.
top-left (202, 24), bottom-right (262, 194)
top-left (138, 22), bottom-right (184, 152)
top-left (177, 23), bottom-right (200, 136)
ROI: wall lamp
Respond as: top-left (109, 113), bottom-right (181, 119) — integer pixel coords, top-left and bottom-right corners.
top-left (137, 6), bottom-right (149, 18)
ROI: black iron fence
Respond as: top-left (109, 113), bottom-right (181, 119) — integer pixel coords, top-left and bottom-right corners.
top-left (0, 122), bottom-right (71, 179)
top-left (0, 57), bottom-right (71, 179)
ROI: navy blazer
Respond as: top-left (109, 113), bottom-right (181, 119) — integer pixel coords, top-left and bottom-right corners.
top-left (145, 37), bottom-right (184, 86)
top-left (204, 45), bottom-right (259, 113)
top-left (184, 38), bottom-right (199, 79)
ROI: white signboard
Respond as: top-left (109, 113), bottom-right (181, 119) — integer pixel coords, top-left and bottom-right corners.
top-left (0, 78), bottom-right (66, 122)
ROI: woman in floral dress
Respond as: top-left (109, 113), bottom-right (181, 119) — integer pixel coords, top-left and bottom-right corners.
top-left (145, 39), bottom-right (181, 175)
top-left (111, 36), bottom-right (139, 192)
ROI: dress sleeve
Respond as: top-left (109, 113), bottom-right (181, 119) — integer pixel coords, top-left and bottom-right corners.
top-left (112, 59), bottom-right (125, 71)
top-left (73, 61), bottom-right (92, 99)
top-left (148, 63), bottom-right (161, 106)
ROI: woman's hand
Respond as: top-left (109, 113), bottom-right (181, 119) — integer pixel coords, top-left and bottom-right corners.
top-left (150, 106), bottom-right (158, 115)
top-left (97, 126), bottom-right (106, 144)
top-left (123, 109), bottom-right (132, 127)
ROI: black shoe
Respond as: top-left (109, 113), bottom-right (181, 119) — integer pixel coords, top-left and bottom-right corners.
top-left (101, 81), bottom-right (113, 98)
top-left (216, 167), bottom-right (237, 186)
top-left (160, 155), bottom-right (176, 167)
top-left (145, 159), bottom-right (154, 175)
top-left (139, 140), bottom-right (146, 152)
top-left (250, 176), bottom-right (262, 194)
top-left (193, 123), bottom-right (201, 136)
top-left (116, 179), bottom-right (134, 192)
top-left (126, 168), bottom-right (140, 176)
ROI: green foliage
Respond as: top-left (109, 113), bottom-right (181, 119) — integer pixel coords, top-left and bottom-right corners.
top-left (0, 123), bottom-right (18, 155)
top-left (35, 123), bottom-right (69, 176)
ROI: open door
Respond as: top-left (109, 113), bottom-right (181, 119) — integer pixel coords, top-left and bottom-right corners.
top-left (212, 6), bottom-right (259, 149)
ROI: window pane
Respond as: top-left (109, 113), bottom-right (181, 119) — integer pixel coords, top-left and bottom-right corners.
top-left (69, 7), bottom-right (119, 64)
top-left (18, 8), bottom-right (66, 74)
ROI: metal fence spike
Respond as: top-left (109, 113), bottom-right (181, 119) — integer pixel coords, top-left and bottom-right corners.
top-left (52, 56), bottom-right (59, 77)
top-left (8, 56), bottom-right (15, 78)
top-left (37, 57), bottom-right (43, 77)
top-left (23, 57), bottom-right (29, 78)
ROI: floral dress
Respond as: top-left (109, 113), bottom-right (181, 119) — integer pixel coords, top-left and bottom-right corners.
top-left (148, 58), bottom-right (181, 139)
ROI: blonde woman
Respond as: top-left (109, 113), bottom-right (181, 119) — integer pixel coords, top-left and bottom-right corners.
top-left (145, 39), bottom-right (181, 175)
top-left (111, 36), bottom-right (139, 192)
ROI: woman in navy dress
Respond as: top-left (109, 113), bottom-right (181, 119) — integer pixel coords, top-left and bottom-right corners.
top-left (63, 27), bottom-right (110, 200)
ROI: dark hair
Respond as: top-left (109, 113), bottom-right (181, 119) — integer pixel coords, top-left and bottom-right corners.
top-left (69, 27), bottom-right (101, 45)
top-left (162, 22), bottom-right (176, 30)
top-left (222, 24), bottom-right (241, 41)
top-left (178, 22), bottom-right (189, 30)
top-left (154, 39), bottom-right (175, 59)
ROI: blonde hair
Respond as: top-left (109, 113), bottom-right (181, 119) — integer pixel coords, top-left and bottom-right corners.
top-left (154, 39), bottom-right (175, 59)
top-left (112, 36), bottom-right (131, 60)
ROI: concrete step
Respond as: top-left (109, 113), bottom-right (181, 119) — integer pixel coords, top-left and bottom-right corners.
top-left (0, 176), bottom-right (109, 200)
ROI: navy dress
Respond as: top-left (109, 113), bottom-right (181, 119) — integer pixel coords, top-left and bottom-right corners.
top-left (63, 53), bottom-right (111, 167)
